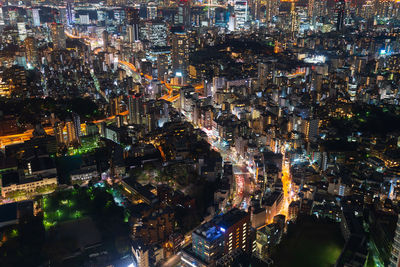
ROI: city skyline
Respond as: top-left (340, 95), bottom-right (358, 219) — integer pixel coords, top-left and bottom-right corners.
top-left (0, 0), bottom-right (399, 267)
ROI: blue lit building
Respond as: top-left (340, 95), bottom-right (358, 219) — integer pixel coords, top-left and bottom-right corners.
top-left (192, 223), bottom-right (224, 263)
top-left (181, 209), bottom-right (250, 266)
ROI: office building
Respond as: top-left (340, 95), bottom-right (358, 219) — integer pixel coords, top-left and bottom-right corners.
top-left (391, 213), bottom-right (400, 266)
top-left (128, 92), bottom-right (143, 125)
top-left (181, 209), bottom-right (250, 266)
top-left (54, 122), bottom-right (65, 145)
top-left (217, 208), bottom-right (251, 254)
top-left (66, 2), bottom-right (74, 25)
top-left (24, 37), bottom-right (38, 67)
top-left (335, 0), bottom-right (345, 31)
top-left (140, 19), bottom-right (167, 47)
top-left (73, 113), bottom-right (81, 138)
top-left (126, 7), bottom-right (140, 42)
top-left (66, 119), bottom-right (79, 146)
top-left (50, 23), bottom-right (66, 50)
top-left (157, 54), bottom-right (169, 81)
top-left (102, 30), bottom-right (109, 50)
top-left (17, 22), bottom-right (27, 42)
top-left (191, 222), bottom-right (224, 263)
top-left (175, 2), bottom-right (191, 27)
top-left (32, 9), bottom-right (41, 27)
top-left (132, 240), bottom-right (150, 267)
top-left (171, 30), bottom-right (189, 79)
top-left (147, 3), bottom-right (157, 20)
top-left (234, 0), bottom-right (248, 29)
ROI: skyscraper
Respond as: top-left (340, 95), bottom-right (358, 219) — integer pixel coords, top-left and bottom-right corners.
top-left (140, 19), bottom-right (168, 47)
top-left (102, 30), bottom-right (109, 50)
top-left (147, 2), bottom-right (157, 20)
top-left (390, 213), bottom-right (400, 266)
top-left (50, 23), bottom-right (66, 50)
top-left (24, 37), bottom-right (38, 67)
top-left (54, 122), bottom-right (65, 145)
top-left (157, 54), bottom-right (169, 81)
top-left (128, 92), bottom-right (143, 125)
top-left (171, 29), bottom-right (189, 79)
top-left (126, 7), bottom-right (140, 43)
top-left (72, 113), bottom-right (81, 138)
top-left (234, 0), bottom-right (249, 29)
top-left (32, 8), bottom-right (40, 27)
top-left (66, 2), bottom-right (74, 25)
top-left (66, 119), bottom-right (78, 146)
top-left (335, 0), bottom-right (345, 31)
top-left (17, 22), bottom-right (27, 42)
top-left (175, 1), bottom-right (191, 27)
top-left (264, 0), bottom-right (279, 24)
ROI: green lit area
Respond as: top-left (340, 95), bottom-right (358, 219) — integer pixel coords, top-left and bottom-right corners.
top-left (41, 184), bottom-right (126, 230)
top-left (272, 217), bottom-right (345, 267)
top-left (42, 194), bottom-right (82, 230)
top-left (68, 136), bottom-right (100, 156)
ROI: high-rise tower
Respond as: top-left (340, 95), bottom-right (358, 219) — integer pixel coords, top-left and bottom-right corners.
top-left (50, 23), bottom-right (66, 50)
top-left (171, 29), bottom-right (189, 79)
top-left (335, 0), bottom-right (346, 31)
top-left (126, 7), bottom-right (140, 43)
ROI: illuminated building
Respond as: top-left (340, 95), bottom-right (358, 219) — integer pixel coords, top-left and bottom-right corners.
top-left (73, 113), bottom-right (81, 138)
top-left (157, 54), bottom-right (169, 81)
top-left (78, 14), bottom-right (90, 25)
top-left (171, 30), bottom-right (189, 79)
top-left (115, 0), bottom-right (127, 5)
top-left (132, 241), bottom-right (150, 267)
top-left (303, 119), bottom-right (319, 142)
top-left (53, 121), bottom-right (65, 145)
top-left (264, 191), bottom-right (284, 223)
top-left (70, 166), bottom-right (98, 184)
top-left (32, 8), bottom-right (41, 27)
top-left (288, 200), bottom-right (300, 220)
top-left (66, 2), bottom-right (73, 25)
top-left (228, 15), bottom-right (236, 31)
top-left (24, 37), bottom-right (38, 67)
top-left (376, 0), bottom-right (394, 18)
top-left (308, 0), bottom-right (314, 18)
top-left (50, 23), bottom-right (66, 50)
top-left (254, 223), bottom-right (283, 260)
top-left (361, 0), bottom-right (374, 20)
top-left (8, 10), bottom-right (18, 25)
top-left (128, 92), bottom-right (143, 125)
top-left (335, 0), bottom-right (345, 31)
top-left (110, 95), bottom-right (122, 116)
top-left (390, 213), bottom-right (400, 266)
top-left (102, 30), bottom-right (109, 50)
top-left (1, 175), bottom-right (58, 198)
top-left (17, 22), bottom-right (27, 42)
top-left (140, 19), bottom-right (168, 47)
top-left (66, 119), bottom-right (79, 146)
top-left (181, 209), bottom-right (250, 266)
top-left (265, 0), bottom-right (279, 24)
top-left (234, 0), bottom-right (248, 29)
top-left (0, 79), bottom-right (10, 97)
top-left (175, 1), bottom-right (191, 27)
top-left (1, 66), bottom-right (27, 96)
top-left (191, 222), bottom-right (224, 263)
top-left (0, 7), bottom-right (5, 26)
top-left (147, 2), bottom-right (157, 20)
top-left (126, 7), bottom-right (140, 43)
top-left (279, 0), bottom-right (298, 36)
